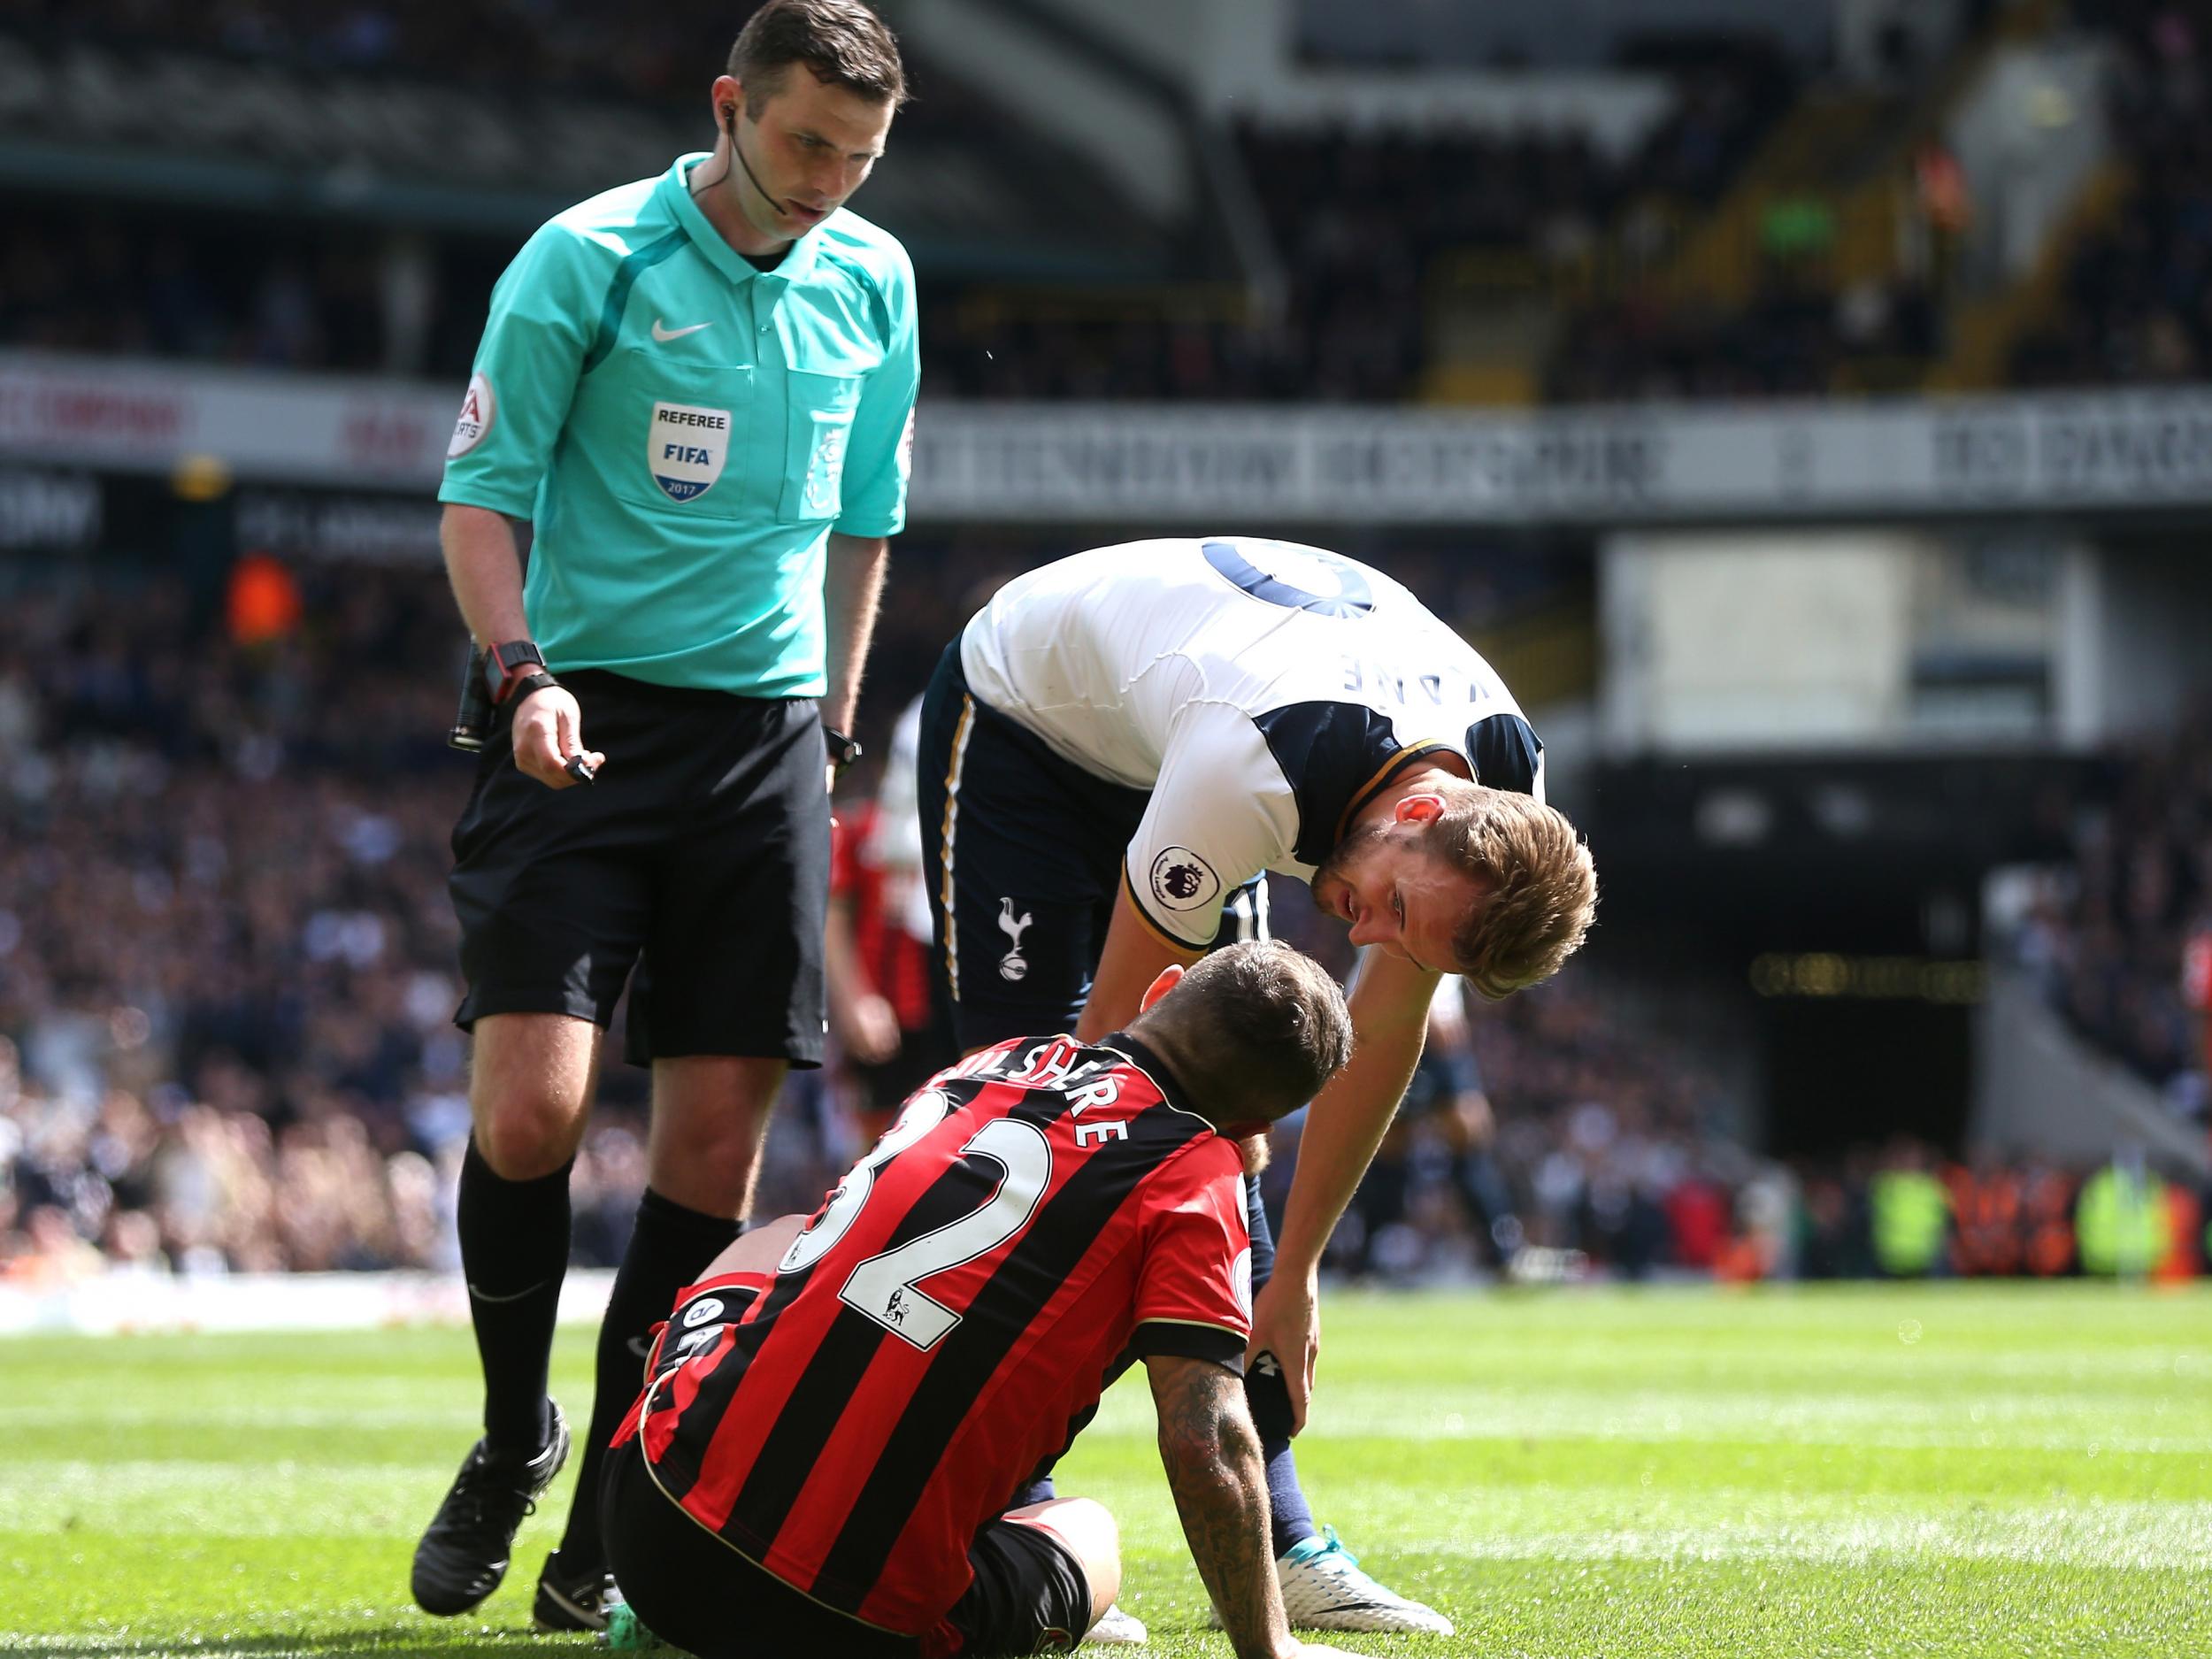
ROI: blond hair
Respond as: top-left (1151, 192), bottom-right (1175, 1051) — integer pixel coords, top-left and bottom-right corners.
top-left (1427, 787), bottom-right (1596, 998)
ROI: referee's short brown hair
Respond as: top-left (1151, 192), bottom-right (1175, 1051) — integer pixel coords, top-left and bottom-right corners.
top-left (730, 0), bottom-right (908, 109)
top-left (1132, 941), bottom-right (1354, 1126)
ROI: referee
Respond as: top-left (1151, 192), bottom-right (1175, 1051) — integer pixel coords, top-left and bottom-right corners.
top-left (411, 1), bottom-right (917, 1632)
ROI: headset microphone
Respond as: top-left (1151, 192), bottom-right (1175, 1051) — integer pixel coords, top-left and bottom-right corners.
top-left (722, 104), bottom-right (795, 219)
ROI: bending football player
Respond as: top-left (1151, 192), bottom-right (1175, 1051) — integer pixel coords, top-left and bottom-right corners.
top-left (918, 536), bottom-right (1597, 1633)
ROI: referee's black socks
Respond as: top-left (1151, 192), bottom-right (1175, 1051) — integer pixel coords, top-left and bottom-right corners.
top-left (457, 1137), bottom-right (574, 1460)
top-left (557, 1187), bottom-right (741, 1572)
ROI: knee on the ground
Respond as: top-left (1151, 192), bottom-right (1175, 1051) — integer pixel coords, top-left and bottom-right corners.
top-left (1010, 1497), bottom-right (1121, 1622)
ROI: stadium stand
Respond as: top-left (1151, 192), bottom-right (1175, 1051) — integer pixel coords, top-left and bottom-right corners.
top-left (0, 559), bottom-right (881, 1279)
top-left (4, 0), bottom-right (2207, 1290)
top-left (922, 40), bottom-right (1795, 403)
top-left (2008, 1), bottom-right (2212, 387)
top-left (1, 4), bottom-right (1794, 403)
top-left (0, 0), bottom-right (705, 91)
top-left (36, 4), bottom-right (2198, 409)
top-left (2016, 708), bottom-right (2212, 1094)
top-left (0, 199), bottom-right (497, 377)
top-left (17, 4), bottom-right (2212, 410)
top-left (5, 550), bottom-right (2196, 1285)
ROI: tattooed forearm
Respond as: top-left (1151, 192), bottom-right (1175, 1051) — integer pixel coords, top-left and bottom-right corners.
top-left (1148, 1356), bottom-right (1289, 1659)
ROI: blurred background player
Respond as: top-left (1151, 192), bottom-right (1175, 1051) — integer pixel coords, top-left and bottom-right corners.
top-left (1337, 976), bottom-right (1534, 1282)
top-left (413, 0), bottom-right (918, 1632)
top-left (918, 534), bottom-right (1597, 1635)
top-left (601, 941), bottom-right (1364, 1659)
top-left (829, 695), bottom-right (959, 1142)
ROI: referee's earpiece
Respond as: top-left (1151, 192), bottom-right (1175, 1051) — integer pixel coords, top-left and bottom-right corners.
top-left (720, 97), bottom-right (790, 218)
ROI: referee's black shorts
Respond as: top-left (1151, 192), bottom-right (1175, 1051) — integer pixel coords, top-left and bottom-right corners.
top-left (601, 1437), bottom-right (1091, 1657)
top-left (449, 668), bottom-right (829, 1068)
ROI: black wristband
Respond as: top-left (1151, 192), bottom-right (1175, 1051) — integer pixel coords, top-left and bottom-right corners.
top-left (510, 672), bottom-right (561, 707)
top-left (483, 639), bottom-right (546, 704)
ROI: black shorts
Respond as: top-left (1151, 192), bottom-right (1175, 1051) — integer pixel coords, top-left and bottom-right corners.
top-left (449, 669), bottom-right (829, 1068)
top-left (602, 1437), bottom-right (1091, 1658)
top-left (915, 644), bottom-right (1266, 1054)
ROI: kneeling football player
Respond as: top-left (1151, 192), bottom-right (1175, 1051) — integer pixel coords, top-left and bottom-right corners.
top-left (601, 943), bottom-right (1371, 1658)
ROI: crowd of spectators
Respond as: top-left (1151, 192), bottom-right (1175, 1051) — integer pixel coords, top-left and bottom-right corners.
top-left (0, 564), bottom-right (478, 1279)
top-left (2010, 2), bottom-right (2212, 388)
top-left (0, 538), bottom-right (1615, 1285)
top-left (3, 0), bottom-right (830, 105)
top-left (4, 552), bottom-right (2205, 1288)
top-left (1303, 964), bottom-right (1765, 1282)
top-left (2008, 707), bottom-right (2212, 1102)
top-left (0, 204), bottom-right (496, 380)
top-left (925, 42), bottom-right (1795, 403)
top-left (1547, 265), bottom-right (1947, 403)
top-left (1549, 4), bottom-right (2212, 403)
top-left (1, 0), bottom-right (1796, 404)
top-left (1287, 962), bottom-right (2205, 1285)
top-left (17, 5), bottom-right (2212, 409)
top-left (0, 0), bottom-right (989, 382)
top-left (0, 561), bottom-right (864, 1284)
top-left (921, 122), bottom-right (1620, 403)
top-left (1320, 970), bottom-right (2206, 1283)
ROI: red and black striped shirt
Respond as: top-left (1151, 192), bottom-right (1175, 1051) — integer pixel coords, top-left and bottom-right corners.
top-left (616, 1033), bottom-right (1252, 1652)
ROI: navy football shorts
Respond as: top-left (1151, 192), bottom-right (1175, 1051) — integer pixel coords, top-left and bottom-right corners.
top-left (913, 642), bottom-right (1265, 1056)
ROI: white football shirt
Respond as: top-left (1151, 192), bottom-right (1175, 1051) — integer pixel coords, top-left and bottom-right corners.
top-left (959, 537), bottom-right (1544, 949)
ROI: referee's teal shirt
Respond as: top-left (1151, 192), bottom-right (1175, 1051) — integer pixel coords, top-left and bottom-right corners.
top-left (440, 153), bottom-right (919, 696)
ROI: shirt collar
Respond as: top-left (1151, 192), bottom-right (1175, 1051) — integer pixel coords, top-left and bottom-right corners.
top-left (1103, 1032), bottom-right (1216, 1130)
top-left (660, 151), bottom-right (825, 291)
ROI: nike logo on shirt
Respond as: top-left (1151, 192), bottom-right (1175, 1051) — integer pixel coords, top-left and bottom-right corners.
top-left (652, 319), bottom-right (713, 342)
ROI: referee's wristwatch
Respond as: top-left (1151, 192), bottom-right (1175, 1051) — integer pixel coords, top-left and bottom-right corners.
top-left (824, 726), bottom-right (863, 776)
top-left (483, 641), bottom-right (555, 707)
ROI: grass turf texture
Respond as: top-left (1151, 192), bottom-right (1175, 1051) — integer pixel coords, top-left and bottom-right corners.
top-left (3, 1284), bottom-right (2207, 1658)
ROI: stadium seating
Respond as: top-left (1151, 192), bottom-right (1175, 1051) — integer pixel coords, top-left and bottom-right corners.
top-left (4, 2), bottom-right (2205, 1286)
top-left (2008, 2), bottom-right (2212, 387)
top-left (6, 555), bottom-right (2193, 1282)
top-left (2024, 710), bottom-right (2212, 1094)
top-left (20, 5), bottom-right (2206, 407)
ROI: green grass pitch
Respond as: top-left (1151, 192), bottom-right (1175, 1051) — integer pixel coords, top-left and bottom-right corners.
top-left (4, 1283), bottom-right (2207, 1657)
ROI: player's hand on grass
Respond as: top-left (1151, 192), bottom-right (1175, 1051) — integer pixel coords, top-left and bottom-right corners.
top-left (512, 683), bottom-right (604, 789)
top-left (1248, 1271), bottom-right (1320, 1435)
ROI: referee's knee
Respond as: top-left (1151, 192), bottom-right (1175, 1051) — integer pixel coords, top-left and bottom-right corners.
top-left (472, 1095), bottom-right (588, 1182)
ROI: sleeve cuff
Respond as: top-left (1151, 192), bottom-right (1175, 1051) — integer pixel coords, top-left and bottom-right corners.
top-left (438, 479), bottom-right (538, 519)
top-left (1121, 865), bottom-right (1210, 953)
top-left (832, 508), bottom-right (905, 539)
top-left (1127, 1319), bottom-right (1247, 1374)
